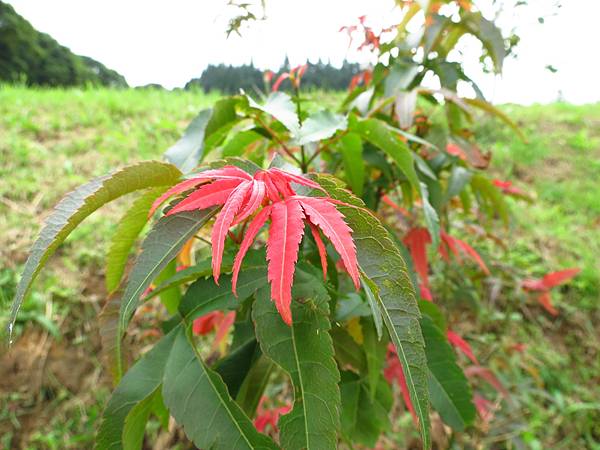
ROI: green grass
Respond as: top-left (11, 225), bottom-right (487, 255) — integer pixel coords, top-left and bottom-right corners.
top-left (0, 87), bottom-right (598, 448)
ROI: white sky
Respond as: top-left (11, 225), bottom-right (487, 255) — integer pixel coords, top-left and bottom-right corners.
top-left (6, 0), bottom-right (600, 104)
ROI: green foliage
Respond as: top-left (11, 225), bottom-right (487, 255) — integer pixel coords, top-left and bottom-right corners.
top-left (253, 268), bottom-right (340, 450)
top-left (10, 2), bottom-right (593, 449)
top-left (0, 1), bottom-right (127, 87)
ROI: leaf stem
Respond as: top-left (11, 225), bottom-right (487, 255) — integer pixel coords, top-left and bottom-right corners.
top-left (255, 115), bottom-right (301, 166)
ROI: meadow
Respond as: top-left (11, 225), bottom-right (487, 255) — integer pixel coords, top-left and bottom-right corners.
top-left (0, 87), bottom-right (598, 449)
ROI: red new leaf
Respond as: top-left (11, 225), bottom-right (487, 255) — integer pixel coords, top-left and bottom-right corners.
top-left (149, 166), bottom-right (251, 217)
top-left (308, 222), bottom-right (328, 281)
top-left (149, 166), bottom-right (361, 325)
top-left (465, 366), bottom-right (509, 398)
top-left (522, 268), bottom-right (579, 315)
top-left (440, 231), bottom-right (490, 274)
top-left (211, 181), bottom-right (253, 284)
top-left (403, 227), bottom-right (431, 290)
top-left (447, 330), bottom-right (478, 364)
top-left (298, 196), bottom-right (360, 289)
top-left (542, 268), bottom-right (580, 289)
top-left (232, 205), bottom-right (272, 295)
top-left (267, 199), bottom-right (306, 325)
top-left (384, 343), bottom-right (418, 424)
top-left (166, 179), bottom-right (241, 215)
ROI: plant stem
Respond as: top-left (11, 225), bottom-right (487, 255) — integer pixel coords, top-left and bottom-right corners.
top-left (255, 115), bottom-right (301, 166)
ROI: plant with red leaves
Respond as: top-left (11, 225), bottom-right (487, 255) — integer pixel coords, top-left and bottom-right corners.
top-left (151, 165), bottom-right (359, 325)
top-left (254, 397), bottom-right (292, 433)
top-left (11, 3), bottom-right (569, 448)
top-left (522, 268), bottom-right (580, 315)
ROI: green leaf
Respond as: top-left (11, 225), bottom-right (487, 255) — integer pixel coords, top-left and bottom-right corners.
top-left (362, 318), bottom-right (387, 400)
top-left (252, 268), bottom-right (341, 450)
top-left (461, 11), bottom-right (505, 73)
top-left (247, 92), bottom-right (300, 135)
top-left (313, 174), bottom-right (430, 448)
top-left (339, 371), bottom-right (393, 448)
top-left (153, 259), bottom-right (181, 314)
top-left (222, 130), bottom-right (264, 157)
top-left (236, 355), bottom-right (275, 418)
top-left (178, 266), bottom-right (267, 321)
top-left (294, 110), bottom-right (347, 145)
top-left (338, 132), bottom-right (365, 196)
top-left (330, 325), bottom-right (367, 373)
top-left (384, 62), bottom-right (420, 96)
top-left (352, 117), bottom-right (420, 190)
top-left (213, 338), bottom-right (259, 398)
top-left (421, 316), bottom-right (476, 431)
top-left (420, 182), bottom-right (440, 248)
top-left (99, 292), bottom-right (124, 385)
top-left (162, 327), bottom-right (278, 450)
top-left (7, 161), bottom-right (181, 338)
top-left (418, 300), bottom-right (447, 332)
top-left (122, 389), bottom-right (160, 450)
top-left (142, 255), bottom-right (218, 301)
top-left (464, 97), bottom-right (526, 141)
top-left (470, 174), bottom-right (509, 225)
top-left (164, 109), bottom-right (212, 173)
top-left (445, 165), bottom-right (472, 202)
top-left (117, 209), bottom-right (216, 377)
top-left (96, 326), bottom-right (179, 450)
top-left (106, 187), bottom-right (168, 293)
top-left (361, 277), bottom-right (383, 339)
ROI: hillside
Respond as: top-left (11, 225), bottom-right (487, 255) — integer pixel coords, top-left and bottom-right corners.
top-left (0, 1), bottom-right (127, 87)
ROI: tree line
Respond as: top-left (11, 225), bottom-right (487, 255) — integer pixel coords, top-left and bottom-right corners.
top-left (185, 59), bottom-right (362, 93)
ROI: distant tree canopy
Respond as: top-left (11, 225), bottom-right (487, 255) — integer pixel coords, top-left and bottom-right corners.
top-left (0, 1), bottom-right (127, 87)
top-left (185, 59), bottom-right (362, 93)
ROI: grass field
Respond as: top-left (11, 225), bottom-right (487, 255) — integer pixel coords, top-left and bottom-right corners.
top-left (0, 87), bottom-right (598, 449)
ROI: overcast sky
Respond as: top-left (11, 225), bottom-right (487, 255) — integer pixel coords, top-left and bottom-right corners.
top-left (6, 0), bottom-right (599, 104)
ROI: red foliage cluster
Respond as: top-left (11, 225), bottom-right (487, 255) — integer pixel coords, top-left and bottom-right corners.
top-left (150, 166), bottom-right (359, 325)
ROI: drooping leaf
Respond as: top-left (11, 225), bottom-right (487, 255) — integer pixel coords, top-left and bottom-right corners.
top-left (446, 330), bottom-right (478, 365)
top-left (299, 196), bottom-right (360, 289)
top-left (460, 11), bottom-right (505, 73)
top-left (313, 174), bottom-right (430, 448)
top-left (247, 92), bottom-right (301, 135)
top-left (7, 161), bottom-right (181, 337)
top-left (463, 97), bottom-right (525, 141)
top-left (211, 181), bottom-right (254, 283)
top-left (152, 260), bottom-right (181, 314)
top-left (445, 165), bottom-right (472, 202)
top-left (236, 355), bottom-right (275, 418)
top-left (352, 117), bottom-right (420, 190)
top-left (471, 174), bottom-right (509, 226)
top-left (105, 187), bottom-right (168, 293)
top-left (99, 292), bottom-right (124, 386)
top-left (96, 326), bottom-right (179, 450)
top-left (338, 132), bottom-right (365, 196)
top-left (421, 316), bottom-right (476, 431)
top-left (420, 182), bottom-right (440, 248)
top-left (253, 269), bottom-right (341, 450)
top-left (266, 199), bottom-right (306, 325)
top-left (213, 338), bottom-right (260, 398)
top-left (164, 109), bottom-right (212, 173)
top-left (339, 371), bottom-right (393, 448)
top-left (294, 110), bottom-right (347, 145)
top-left (117, 209), bottom-right (216, 377)
top-left (162, 327), bottom-right (278, 450)
top-left (204, 97), bottom-right (240, 150)
top-left (361, 276), bottom-right (383, 339)
top-left (362, 318), bottom-right (387, 400)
